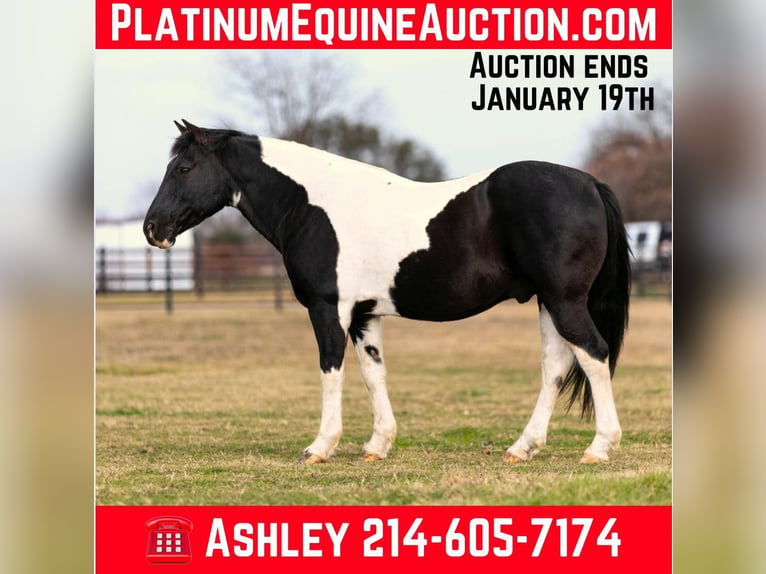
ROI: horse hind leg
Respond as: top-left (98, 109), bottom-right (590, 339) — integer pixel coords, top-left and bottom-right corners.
top-left (571, 346), bottom-right (622, 463)
top-left (505, 305), bottom-right (573, 462)
top-left (546, 298), bottom-right (622, 463)
top-left (351, 315), bottom-right (397, 461)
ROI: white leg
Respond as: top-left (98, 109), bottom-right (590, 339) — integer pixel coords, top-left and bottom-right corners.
top-left (506, 306), bottom-right (573, 461)
top-left (352, 317), bottom-right (397, 461)
top-left (303, 365), bottom-right (345, 463)
top-left (302, 301), bottom-right (353, 464)
top-left (571, 347), bottom-right (622, 462)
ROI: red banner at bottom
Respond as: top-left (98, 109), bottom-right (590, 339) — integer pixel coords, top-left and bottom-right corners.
top-left (97, 505), bottom-right (670, 573)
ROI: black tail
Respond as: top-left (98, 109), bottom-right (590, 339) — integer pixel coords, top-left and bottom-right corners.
top-left (561, 181), bottom-right (632, 419)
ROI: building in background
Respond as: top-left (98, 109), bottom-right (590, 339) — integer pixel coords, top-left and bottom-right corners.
top-left (95, 217), bottom-right (194, 292)
top-left (625, 221), bottom-right (672, 272)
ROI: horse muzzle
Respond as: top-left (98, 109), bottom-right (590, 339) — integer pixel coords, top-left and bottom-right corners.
top-left (144, 221), bottom-right (176, 249)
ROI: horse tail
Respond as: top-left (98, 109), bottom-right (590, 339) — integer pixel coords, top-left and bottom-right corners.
top-left (561, 180), bottom-right (632, 420)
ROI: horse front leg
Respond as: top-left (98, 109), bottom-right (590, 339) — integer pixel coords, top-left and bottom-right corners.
top-left (351, 316), bottom-right (397, 461)
top-left (301, 301), bottom-right (348, 464)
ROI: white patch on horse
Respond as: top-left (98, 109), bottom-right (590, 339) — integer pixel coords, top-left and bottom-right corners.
top-left (260, 138), bottom-right (493, 314)
top-left (304, 365), bottom-right (345, 461)
top-left (231, 190), bottom-right (242, 207)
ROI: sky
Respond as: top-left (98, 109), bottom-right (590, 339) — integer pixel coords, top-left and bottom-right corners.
top-left (94, 49), bottom-right (671, 219)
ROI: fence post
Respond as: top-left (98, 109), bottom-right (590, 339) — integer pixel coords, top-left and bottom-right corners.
top-left (193, 236), bottom-right (204, 298)
top-left (165, 248), bottom-right (174, 314)
top-left (97, 247), bottom-right (107, 294)
top-left (146, 247), bottom-right (153, 292)
top-left (635, 266), bottom-right (646, 297)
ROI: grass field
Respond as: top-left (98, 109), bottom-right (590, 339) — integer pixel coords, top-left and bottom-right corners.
top-left (95, 293), bottom-right (671, 505)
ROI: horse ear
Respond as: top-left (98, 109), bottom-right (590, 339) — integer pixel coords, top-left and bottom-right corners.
top-left (182, 119), bottom-right (207, 144)
top-left (174, 120), bottom-right (187, 134)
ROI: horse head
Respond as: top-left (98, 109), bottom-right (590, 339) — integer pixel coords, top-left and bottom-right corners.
top-left (143, 120), bottom-right (237, 249)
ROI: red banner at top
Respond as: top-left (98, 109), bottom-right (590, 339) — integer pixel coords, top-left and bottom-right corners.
top-left (96, 0), bottom-right (672, 49)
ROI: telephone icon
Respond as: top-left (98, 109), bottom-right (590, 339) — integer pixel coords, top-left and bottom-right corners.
top-left (145, 516), bottom-right (193, 564)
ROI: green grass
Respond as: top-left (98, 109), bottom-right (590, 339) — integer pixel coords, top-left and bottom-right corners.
top-left (96, 295), bottom-right (671, 505)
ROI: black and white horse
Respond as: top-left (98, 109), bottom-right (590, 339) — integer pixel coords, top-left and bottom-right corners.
top-left (144, 120), bottom-right (630, 464)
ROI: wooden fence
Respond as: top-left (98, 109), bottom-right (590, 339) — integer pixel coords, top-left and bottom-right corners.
top-left (95, 241), bottom-right (670, 312)
top-left (632, 258), bottom-right (672, 299)
top-left (95, 242), bottom-right (288, 311)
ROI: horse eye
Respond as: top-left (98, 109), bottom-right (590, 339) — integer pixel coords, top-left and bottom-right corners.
top-left (178, 166), bottom-right (191, 174)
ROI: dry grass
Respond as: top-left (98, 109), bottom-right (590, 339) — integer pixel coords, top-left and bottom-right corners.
top-left (96, 294), bottom-right (671, 505)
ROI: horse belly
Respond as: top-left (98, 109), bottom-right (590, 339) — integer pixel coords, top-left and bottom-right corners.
top-left (391, 255), bottom-right (527, 321)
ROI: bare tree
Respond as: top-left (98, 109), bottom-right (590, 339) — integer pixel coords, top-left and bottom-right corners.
top-left (225, 51), bottom-right (376, 142)
top-left (202, 52), bottom-right (446, 244)
top-left (223, 51), bottom-right (444, 181)
top-left (302, 114), bottom-right (446, 182)
top-left (584, 86), bottom-right (672, 222)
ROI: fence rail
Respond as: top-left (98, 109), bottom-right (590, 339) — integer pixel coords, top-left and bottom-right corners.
top-left (95, 243), bottom-right (288, 312)
top-left (95, 242), bottom-right (670, 313)
top-left (632, 259), bottom-right (672, 299)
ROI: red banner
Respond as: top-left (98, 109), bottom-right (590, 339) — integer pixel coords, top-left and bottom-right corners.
top-left (96, 0), bottom-right (672, 49)
top-left (97, 505), bottom-right (671, 573)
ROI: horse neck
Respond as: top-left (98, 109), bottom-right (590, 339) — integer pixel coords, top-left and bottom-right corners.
top-left (222, 139), bottom-right (308, 252)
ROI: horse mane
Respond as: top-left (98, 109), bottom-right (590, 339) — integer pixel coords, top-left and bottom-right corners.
top-left (170, 128), bottom-right (260, 157)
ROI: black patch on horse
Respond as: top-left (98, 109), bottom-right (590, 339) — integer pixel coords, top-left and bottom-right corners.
top-left (217, 134), bottom-right (342, 309)
top-left (390, 179), bottom-right (533, 321)
top-left (349, 299), bottom-right (377, 344)
top-left (364, 345), bottom-right (382, 363)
